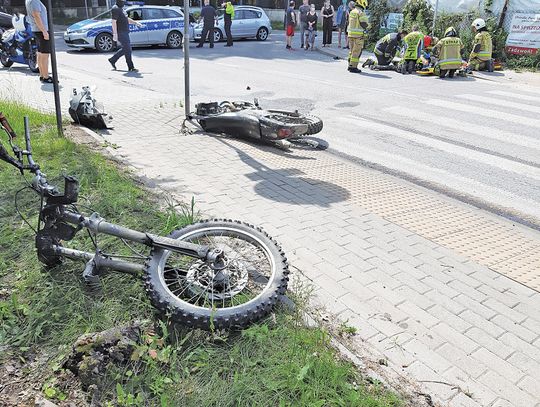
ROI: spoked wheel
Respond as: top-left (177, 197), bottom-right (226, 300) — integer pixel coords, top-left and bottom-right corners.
top-left (263, 111), bottom-right (323, 135)
top-left (144, 219), bottom-right (289, 330)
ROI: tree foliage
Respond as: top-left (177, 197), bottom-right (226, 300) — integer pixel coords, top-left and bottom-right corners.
top-left (402, 0), bottom-right (433, 34)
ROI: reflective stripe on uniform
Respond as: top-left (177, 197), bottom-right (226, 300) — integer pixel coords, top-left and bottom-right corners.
top-left (438, 58), bottom-right (462, 67)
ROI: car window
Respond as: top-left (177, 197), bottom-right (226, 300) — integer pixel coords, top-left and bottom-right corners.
top-left (234, 10), bottom-right (245, 19)
top-left (142, 8), bottom-right (165, 20)
top-left (243, 10), bottom-right (259, 19)
top-left (162, 9), bottom-right (181, 19)
top-left (128, 9), bottom-right (143, 21)
top-left (92, 10), bottom-right (112, 21)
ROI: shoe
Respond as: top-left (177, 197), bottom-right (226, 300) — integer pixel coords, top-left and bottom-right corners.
top-left (286, 45), bottom-right (291, 49)
top-left (225, 44), bottom-right (232, 47)
top-left (40, 76), bottom-right (53, 83)
top-left (108, 58), bottom-right (116, 70)
top-left (196, 44), bottom-right (203, 48)
top-left (210, 45), bottom-right (214, 48)
top-left (348, 67), bottom-right (361, 73)
top-left (128, 68), bottom-right (138, 72)
top-left (305, 45), bottom-right (309, 50)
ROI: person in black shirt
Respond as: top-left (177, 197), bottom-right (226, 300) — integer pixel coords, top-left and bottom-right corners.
top-left (305, 5), bottom-right (317, 50)
top-left (108, 0), bottom-right (142, 72)
top-left (197, 0), bottom-right (217, 48)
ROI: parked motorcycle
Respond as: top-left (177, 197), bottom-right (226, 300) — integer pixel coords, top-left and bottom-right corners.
top-left (188, 99), bottom-right (327, 150)
top-left (0, 13), bottom-right (39, 73)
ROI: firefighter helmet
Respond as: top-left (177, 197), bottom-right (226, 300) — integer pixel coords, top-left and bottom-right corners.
top-left (355, 0), bottom-right (368, 8)
top-left (471, 18), bottom-right (486, 30)
top-left (444, 26), bottom-right (457, 37)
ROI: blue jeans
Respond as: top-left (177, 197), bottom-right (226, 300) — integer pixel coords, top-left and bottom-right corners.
top-left (110, 32), bottom-right (134, 70)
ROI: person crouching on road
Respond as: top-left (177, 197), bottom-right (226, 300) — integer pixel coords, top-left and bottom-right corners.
top-left (222, 0), bottom-right (234, 47)
top-left (285, 1), bottom-right (296, 50)
top-left (432, 27), bottom-right (463, 78)
top-left (363, 29), bottom-right (407, 70)
top-left (401, 25), bottom-right (424, 74)
top-left (347, 0), bottom-right (369, 73)
top-left (305, 4), bottom-right (318, 50)
top-left (197, 0), bottom-right (218, 48)
top-left (468, 18), bottom-right (493, 72)
top-left (108, 0), bottom-right (142, 72)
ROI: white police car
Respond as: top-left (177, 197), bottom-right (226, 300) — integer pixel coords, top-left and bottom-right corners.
top-left (64, 5), bottom-right (194, 52)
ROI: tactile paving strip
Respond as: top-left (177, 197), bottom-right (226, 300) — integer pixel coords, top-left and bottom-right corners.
top-left (225, 137), bottom-right (540, 292)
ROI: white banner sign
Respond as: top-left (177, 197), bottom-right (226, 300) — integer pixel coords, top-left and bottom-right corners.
top-left (505, 13), bottom-right (540, 55)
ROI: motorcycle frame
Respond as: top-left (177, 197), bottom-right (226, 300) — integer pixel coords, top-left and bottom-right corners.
top-left (1, 114), bottom-right (224, 287)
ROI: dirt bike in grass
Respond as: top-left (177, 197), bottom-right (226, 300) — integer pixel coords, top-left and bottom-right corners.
top-left (0, 112), bottom-right (289, 330)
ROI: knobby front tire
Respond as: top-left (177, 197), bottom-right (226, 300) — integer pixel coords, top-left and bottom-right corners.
top-left (143, 219), bottom-right (289, 330)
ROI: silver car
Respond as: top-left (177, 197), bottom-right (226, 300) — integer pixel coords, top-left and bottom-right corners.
top-left (193, 6), bottom-right (271, 43)
top-left (64, 5), bottom-right (193, 52)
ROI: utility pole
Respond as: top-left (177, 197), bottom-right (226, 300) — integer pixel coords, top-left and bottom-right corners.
top-left (431, 0), bottom-right (439, 35)
top-left (46, 0), bottom-right (63, 136)
top-left (183, 0), bottom-right (190, 118)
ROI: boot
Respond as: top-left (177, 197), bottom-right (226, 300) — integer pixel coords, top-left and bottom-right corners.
top-left (348, 67), bottom-right (362, 73)
top-left (487, 59), bottom-right (494, 72)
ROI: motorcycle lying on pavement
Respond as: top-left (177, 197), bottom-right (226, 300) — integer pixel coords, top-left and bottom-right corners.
top-left (0, 13), bottom-right (39, 73)
top-left (0, 112), bottom-right (289, 330)
top-left (188, 99), bottom-right (327, 150)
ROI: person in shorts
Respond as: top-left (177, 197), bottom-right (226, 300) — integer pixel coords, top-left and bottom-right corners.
top-left (285, 1), bottom-right (296, 50)
top-left (25, 0), bottom-right (52, 83)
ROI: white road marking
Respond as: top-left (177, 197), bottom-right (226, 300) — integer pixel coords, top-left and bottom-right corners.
top-left (487, 90), bottom-right (540, 103)
top-left (384, 106), bottom-right (540, 152)
top-left (347, 115), bottom-right (540, 180)
top-left (426, 99), bottom-right (540, 129)
top-left (457, 93), bottom-right (540, 114)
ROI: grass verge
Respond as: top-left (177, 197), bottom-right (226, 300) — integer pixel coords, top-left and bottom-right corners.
top-left (0, 101), bottom-right (402, 406)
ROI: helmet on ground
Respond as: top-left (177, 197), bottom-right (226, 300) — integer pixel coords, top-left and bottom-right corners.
top-left (471, 18), bottom-right (486, 30)
top-left (355, 0), bottom-right (367, 8)
top-left (444, 26), bottom-right (457, 37)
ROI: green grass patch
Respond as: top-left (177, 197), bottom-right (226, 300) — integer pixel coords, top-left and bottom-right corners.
top-left (0, 101), bottom-right (402, 406)
top-left (272, 20), bottom-right (285, 31)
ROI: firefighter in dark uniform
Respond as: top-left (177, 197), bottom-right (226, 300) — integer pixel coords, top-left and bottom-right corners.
top-left (363, 29), bottom-right (408, 70)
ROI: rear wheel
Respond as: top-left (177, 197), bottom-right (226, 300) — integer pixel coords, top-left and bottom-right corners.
top-left (144, 219), bottom-right (289, 330)
top-left (95, 32), bottom-right (114, 52)
top-left (0, 51), bottom-right (13, 68)
top-left (213, 29), bottom-right (223, 43)
top-left (166, 30), bottom-right (183, 49)
top-left (256, 27), bottom-right (269, 41)
top-left (263, 111), bottom-right (323, 135)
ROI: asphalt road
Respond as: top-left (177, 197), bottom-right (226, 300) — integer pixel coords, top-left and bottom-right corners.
top-left (10, 31), bottom-right (540, 227)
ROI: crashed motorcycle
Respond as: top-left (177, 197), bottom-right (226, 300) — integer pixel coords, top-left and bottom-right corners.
top-left (0, 13), bottom-right (39, 73)
top-left (188, 100), bottom-right (326, 150)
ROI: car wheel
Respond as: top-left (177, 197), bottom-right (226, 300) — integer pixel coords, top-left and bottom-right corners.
top-left (256, 27), bottom-right (268, 41)
top-left (213, 29), bottom-right (223, 43)
top-left (166, 30), bottom-right (183, 49)
top-left (95, 32), bottom-right (114, 52)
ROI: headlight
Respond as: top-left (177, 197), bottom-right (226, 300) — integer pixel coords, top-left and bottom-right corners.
top-left (68, 29), bottom-right (87, 34)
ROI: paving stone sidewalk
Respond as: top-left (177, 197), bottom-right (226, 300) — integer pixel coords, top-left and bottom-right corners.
top-left (93, 101), bottom-right (540, 407)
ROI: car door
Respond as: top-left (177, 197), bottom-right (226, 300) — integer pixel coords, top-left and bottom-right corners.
top-left (126, 8), bottom-right (148, 45)
top-left (241, 9), bottom-right (260, 37)
top-left (142, 8), bottom-right (169, 44)
top-left (231, 10), bottom-right (246, 37)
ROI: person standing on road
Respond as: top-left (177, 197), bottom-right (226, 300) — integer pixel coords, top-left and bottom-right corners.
top-left (347, 0), bottom-right (369, 73)
top-left (25, 0), bottom-right (52, 83)
top-left (197, 0), bottom-right (218, 48)
top-left (335, 0), bottom-right (349, 48)
top-left (222, 0), bottom-right (235, 47)
top-left (305, 4), bottom-right (318, 50)
top-left (108, 0), bottom-right (142, 72)
top-left (298, 0), bottom-right (310, 50)
top-left (285, 1), bottom-right (296, 50)
top-left (321, 0), bottom-right (334, 47)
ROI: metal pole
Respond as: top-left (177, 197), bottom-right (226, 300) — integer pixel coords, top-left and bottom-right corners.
top-left (183, 0), bottom-right (190, 118)
top-left (46, 0), bottom-right (63, 136)
top-left (431, 0), bottom-right (439, 35)
top-left (84, 0), bottom-right (89, 19)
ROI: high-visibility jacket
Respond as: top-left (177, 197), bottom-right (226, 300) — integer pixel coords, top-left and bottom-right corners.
top-left (347, 8), bottom-right (368, 39)
top-left (433, 36), bottom-right (463, 70)
top-left (375, 33), bottom-right (400, 57)
top-left (225, 2), bottom-right (235, 19)
top-left (403, 31), bottom-right (424, 60)
top-left (470, 31), bottom-right (492, 61)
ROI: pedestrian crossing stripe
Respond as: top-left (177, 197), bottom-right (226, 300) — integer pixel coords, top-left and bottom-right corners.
top-left (384, 106), bottom-right (540, 151)
top-left (487, 90), bottom-right (540, 104)
top-left (457, 94), bottom-right (540, 115)
top-left (426, 99), bottom-right (540, 129)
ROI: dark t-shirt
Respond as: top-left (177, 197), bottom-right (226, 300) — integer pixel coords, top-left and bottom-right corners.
top-left (285, 7), bottom-right (295, 26)
top-left (306, 12), bottom-right (317, 30)
top-left (298, 4), bottom-right (309, 23)
top-left (200, 5), bottom-right (217, 26)
top-left (111, 5), bottom-right (129, 34)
